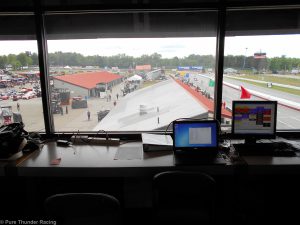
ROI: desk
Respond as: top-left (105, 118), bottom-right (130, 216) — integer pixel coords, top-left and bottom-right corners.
top-left (242, 155), bottom-right (300, 174)
top-left (6, 140), bottom-right (300, 223)
top-left (0, 161), bottom-right (8, 176)
top-left (16, 141), bottom-right (233, 177)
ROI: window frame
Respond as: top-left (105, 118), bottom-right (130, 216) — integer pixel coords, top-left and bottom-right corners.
top-left (1, 1), bottom-right (299, 136)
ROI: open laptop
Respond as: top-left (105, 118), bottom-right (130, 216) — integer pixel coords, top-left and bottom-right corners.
top-left (173, 120), bottom-right (226, 165)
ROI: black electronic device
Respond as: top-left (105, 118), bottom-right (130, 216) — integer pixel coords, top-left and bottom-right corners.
top-left (22, 141), bottom-right (40, 153)
top-left (231, 100), bottom-right (277, 145)
top-left (231, 101), bottom-right (297, 156)
top-left (0, 123), bottom-right (27, 158)
top-left (57, 139), bottom-right (72, 147)
top-left (172, 120), bottom-right (226, 165)
top-left (233, 141), bottom-right (297, 157)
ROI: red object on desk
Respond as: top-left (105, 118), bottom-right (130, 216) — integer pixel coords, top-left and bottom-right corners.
top-left (50, 158), bottom-right (61, 165)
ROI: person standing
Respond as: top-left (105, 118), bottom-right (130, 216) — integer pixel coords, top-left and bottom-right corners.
top-left (17, 102), bottom-right (20, 111)
top-left (87, 110), bottom-right (91, 121)
top-left (66, 106), bottom-right (68, 114)
top-left (116, 93), bottom-right (119, 100)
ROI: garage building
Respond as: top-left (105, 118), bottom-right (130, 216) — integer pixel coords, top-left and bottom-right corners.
top-left (53, 71), bottom-right (123, 97)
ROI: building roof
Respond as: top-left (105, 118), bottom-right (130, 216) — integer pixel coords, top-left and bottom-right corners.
top-left (93, 78), bottom-right (208, 131)
top-left (135, 65), bottom-right (151, 71)
top-left (53, 71), bottom-right (122, 89)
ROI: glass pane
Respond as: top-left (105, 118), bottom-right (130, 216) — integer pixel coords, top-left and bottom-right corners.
top-left (222, 34), bottom-right (300, 130)
top-left (46, 11), bottom-right (217, 131)
top-left (0, 15), bottom-right (45, 132)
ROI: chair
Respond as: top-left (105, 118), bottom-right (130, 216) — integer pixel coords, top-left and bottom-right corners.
top-left (153, 171), bottom-right (216, 225)
top-left (44, 193), bottom-right (121, 225)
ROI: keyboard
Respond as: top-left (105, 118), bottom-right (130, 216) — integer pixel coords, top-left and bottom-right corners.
top-left (233, 142), bottom-right (297, 157)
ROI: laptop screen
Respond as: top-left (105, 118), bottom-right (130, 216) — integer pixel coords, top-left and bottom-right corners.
top-left (173, 120), bottom-right (218, 150)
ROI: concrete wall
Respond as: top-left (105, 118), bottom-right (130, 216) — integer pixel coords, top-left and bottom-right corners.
top-left (53, 79), bottom-right (89, 98)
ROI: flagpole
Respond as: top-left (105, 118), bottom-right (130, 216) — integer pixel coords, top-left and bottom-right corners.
top-left (242, 47), bottom-right (248, 70)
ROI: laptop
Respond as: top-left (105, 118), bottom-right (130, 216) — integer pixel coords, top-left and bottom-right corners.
top-left (173, 120), bottom-right (226, 165)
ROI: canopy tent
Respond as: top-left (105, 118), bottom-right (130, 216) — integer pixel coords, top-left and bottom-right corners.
top-left (127, 74), bottom-right (142, 81)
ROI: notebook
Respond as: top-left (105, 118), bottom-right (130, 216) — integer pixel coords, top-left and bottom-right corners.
top-left (172, 120), bottom-right (225, 165)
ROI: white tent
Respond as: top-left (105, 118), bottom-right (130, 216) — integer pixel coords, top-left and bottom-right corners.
top-left (127, 74), bottom-right (142, 81)
top-left (64, 66), bottom-right (72, 69)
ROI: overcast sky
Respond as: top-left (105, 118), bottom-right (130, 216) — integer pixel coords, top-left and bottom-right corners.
top-left (0, 35), bottom-right (299, 58)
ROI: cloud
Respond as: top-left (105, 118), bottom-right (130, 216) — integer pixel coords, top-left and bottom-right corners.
top-left (0, 35), bottom-right (299, 58)
top-left (160, 44), bottom-right (186, 49)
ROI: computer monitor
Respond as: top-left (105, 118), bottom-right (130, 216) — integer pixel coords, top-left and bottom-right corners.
top-left (231, 100), bottom-right (277, 144)
top-left (173, 120), bottom-right (218, 151)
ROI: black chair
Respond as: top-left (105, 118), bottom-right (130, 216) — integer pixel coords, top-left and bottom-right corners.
top-left (153, 171), bottom-right (216, 225)
top-left (44, 193), bottom-right (121, 225)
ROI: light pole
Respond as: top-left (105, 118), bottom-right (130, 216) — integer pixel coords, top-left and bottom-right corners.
top-left (242, 47), bottom-right (248, 70)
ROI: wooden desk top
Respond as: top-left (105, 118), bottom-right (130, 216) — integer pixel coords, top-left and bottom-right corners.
top-left (3, 139), bottom-right (299, 177)
top-left (16, 141), bottom-right (232, 177)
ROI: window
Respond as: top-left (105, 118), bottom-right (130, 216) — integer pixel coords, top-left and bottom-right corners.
top-left (222, 8), bottom-right (300, 130)
top-left (45, 11), bottom-right (218, 131)
top-left (0, 14), bottom-right (45, 132)
top-left (1, 3), bottom-right (299, 134)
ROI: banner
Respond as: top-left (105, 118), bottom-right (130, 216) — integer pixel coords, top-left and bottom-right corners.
top-left (208, 79), bottom-right (215, 87)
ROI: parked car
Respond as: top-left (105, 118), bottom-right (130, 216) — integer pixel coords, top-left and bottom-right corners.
top-left (1, 95), bottom-right (9, 100)
top-left (0, 83), bottom-right (7, 88)
top-left (12, 95), bottom-right (22, 101)
top-left (22, 91), bottom-right (36, 100)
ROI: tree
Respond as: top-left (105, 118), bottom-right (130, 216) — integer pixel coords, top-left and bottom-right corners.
top-left (0, 55), bottom-right (8, 69)
top-left (7, 54), bottom-right (17, 66)
top-left (31, 53), bottom-right (39, 65)
top-left (17, 53), bottom-right (31, 68)
top-left (0, 51), bottom-right (298, 73)
top-left (10, 60), bottom-right (22, 70)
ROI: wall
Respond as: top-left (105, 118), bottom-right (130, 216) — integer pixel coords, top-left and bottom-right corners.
top-left (53, 79), bottom-right (89, 97)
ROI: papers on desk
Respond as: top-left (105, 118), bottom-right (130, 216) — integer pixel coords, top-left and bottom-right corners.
top-left (142, 133), bottom-right (173, 152)
top-left (114, 147), bottom-right (142, 160)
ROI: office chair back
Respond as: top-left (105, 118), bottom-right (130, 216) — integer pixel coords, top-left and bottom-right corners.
top-left (45, 193), bottom-right (121, 225)
top-left (153, 171), bottom-right (216, 225)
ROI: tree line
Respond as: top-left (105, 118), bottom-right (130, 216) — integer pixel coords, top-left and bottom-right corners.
top-left (0, 51), bottom-right (299, 72)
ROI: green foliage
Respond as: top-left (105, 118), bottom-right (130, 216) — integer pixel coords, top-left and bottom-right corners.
top-left (0, 52), bottom-right (34, 69)
top-left (0, 55), bottom-right (8, 69)
top-left (224, 55), bottom-right (300, 72)
top-left (268, 56), bottom-right (300, 72)
top-left (0, 51), bottom-right (299, 72)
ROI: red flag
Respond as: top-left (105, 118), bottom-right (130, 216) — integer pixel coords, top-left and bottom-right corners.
top-left (240, 86), bottom-right (251, 99)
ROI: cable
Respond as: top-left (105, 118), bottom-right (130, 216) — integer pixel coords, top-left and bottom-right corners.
top-left (68, 129), bottom-right (110, 145)
top-left (82, 129), bottom-right (108, 144)
top-left (73, 129), bottom-right (80, 144)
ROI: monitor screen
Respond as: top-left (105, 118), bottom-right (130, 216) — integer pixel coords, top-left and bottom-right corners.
top-left (173, 120), bottom-right (218, 149)
top-left (232, 101), bottom-right (277, 138)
